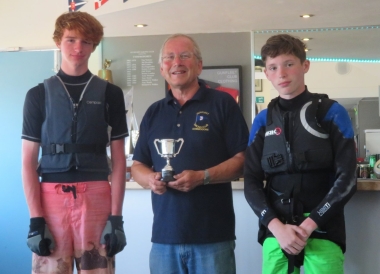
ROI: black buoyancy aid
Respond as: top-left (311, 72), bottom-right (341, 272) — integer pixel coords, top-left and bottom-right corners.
top-left (39, 75), bottom-right (110, 174)
top-left (262, 93), bottom-right (336, 274)
top-left (261, 94), bottom-right (334, 175)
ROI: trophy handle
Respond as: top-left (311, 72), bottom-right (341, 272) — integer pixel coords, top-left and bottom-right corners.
top-left (174, 138), bottom-right (184, 157)
top-left (153, 139), bottom-right (162, 156)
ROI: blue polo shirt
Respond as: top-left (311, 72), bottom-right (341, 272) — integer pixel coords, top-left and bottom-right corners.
top-left (133, 84), bottom-right (249, 244)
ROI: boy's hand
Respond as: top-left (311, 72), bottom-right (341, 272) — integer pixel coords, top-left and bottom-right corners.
top-left (100, 215), bottom-right (127, 257)
top-left (27, 217), bottom-right (55, 256)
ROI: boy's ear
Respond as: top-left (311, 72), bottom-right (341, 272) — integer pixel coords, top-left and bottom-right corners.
top-left (263, 67), bottom-right (269, 78)
top-left (303, 60), bottom-right (310, 73)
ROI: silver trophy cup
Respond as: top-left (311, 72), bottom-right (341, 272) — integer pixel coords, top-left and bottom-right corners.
top-left (154, 138), bottom-right (184, 182)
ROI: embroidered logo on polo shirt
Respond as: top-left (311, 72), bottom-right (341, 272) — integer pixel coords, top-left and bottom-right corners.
top-left (193, 111), bottom-right (209, 131)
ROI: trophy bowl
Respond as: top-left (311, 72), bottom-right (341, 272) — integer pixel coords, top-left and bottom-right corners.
top-left (154, 138), bottom-right (184, 182)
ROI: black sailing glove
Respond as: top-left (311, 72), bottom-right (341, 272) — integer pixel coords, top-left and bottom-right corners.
top-left (27, 217), bottom-right (56, 256)
top-left (100, 215), bottom-right (127, 257)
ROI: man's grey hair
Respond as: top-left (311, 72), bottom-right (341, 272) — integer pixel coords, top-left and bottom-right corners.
top-left (158, 33), bottom-right (203, 64)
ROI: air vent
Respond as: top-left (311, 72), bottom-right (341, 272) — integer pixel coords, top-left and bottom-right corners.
top-left (335, 62), bottom-right (351, 75)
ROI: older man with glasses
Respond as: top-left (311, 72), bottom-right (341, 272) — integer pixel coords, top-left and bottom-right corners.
top-left (131, 34), bottom-right (249, 274)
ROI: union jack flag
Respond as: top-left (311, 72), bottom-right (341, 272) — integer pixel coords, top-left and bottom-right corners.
top-left (95, 0), bottom-right (108, 10)
top-left (68, 0), bottom-right (87, 12)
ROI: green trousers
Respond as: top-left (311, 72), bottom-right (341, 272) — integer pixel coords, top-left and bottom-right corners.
top-left (262, 237), bottom-right (344, 274)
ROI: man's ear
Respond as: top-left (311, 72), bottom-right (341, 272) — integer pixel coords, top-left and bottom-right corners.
top-left (197, 60), bottom-right (203, 76)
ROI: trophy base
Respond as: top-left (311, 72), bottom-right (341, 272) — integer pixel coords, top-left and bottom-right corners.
top-left (161, 170), bottom-right (175, 183)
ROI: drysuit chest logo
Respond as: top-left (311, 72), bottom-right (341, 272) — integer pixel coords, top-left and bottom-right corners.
top-left (265, 127), bottom-right (282, 137)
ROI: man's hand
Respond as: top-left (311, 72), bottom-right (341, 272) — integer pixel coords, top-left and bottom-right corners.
top-left (148, 172), bottom-right (167, 195)
top-left (168, 170), bottom-right (204, 192)
top-left (27, 217), bottom-right (55, 256)
top-left (268, 218), bottom-right (307, 255)
top-left (100, 215), bottom-right (127, 257)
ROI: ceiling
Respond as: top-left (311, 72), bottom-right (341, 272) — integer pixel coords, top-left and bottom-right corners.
top-left (95, 0), bottom-right (380, 60)
top-left (2, 0), bottom-right (380, 59)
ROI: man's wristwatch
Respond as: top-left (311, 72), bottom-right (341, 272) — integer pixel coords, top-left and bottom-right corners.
top-left (203, 169), bottom-right (210, 185)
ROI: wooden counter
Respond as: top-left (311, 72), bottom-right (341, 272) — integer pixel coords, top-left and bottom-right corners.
top-left (126, 178), bottom-right (380, 191)
top-left (357, 179), bottom-right (380, 191)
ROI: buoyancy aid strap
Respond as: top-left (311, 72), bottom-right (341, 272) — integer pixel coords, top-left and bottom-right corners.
top-left (266, 97), bottom-right (280, 126)
top-left (283, 249), bottom-right (305, 274)
top-left (42, 144), bottom-right (106, 155)
top-left (291, 174), bottom-right (303, 224)
top-left (287, 174), bottom-right (304, 273)
top-left (268, 174), bottom-right (305, 273)
top-left (269, 174), bottom-right (303, 224)
top-left (312, 93), bottom-right (335, 126)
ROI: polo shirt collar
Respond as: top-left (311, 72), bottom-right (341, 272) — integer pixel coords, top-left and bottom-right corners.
top-left (164, 81), bottom-right (209, 105)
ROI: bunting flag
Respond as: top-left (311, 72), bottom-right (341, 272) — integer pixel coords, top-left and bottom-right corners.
top-left (95, 0), bottom-right (108, 10)
top-left (68, 0), bottom-right (87, 12)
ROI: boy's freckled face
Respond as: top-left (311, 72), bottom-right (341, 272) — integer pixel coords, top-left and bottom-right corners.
top-left (264, 54), bottom-right (310, 99)
top-left (56, 29), bottom-right (94, 75)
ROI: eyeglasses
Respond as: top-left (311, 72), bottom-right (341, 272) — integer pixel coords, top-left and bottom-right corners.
top-left (161, 52), bottom-right (194, 62)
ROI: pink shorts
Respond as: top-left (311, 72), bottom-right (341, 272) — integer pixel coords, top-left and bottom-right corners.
top-left (31, 181), bottom-right (114, 274)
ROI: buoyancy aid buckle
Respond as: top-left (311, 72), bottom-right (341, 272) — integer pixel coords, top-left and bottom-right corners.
top-left (51, 143), bottom-right (65, 154)
top-left (42, 144), bottom-right (107, 155)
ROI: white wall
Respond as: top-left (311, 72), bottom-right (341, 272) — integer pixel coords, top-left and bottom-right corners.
top-left (306, 62), bottom-right (380, 99)
top-left (256, 61), bottom-right (380, 109)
